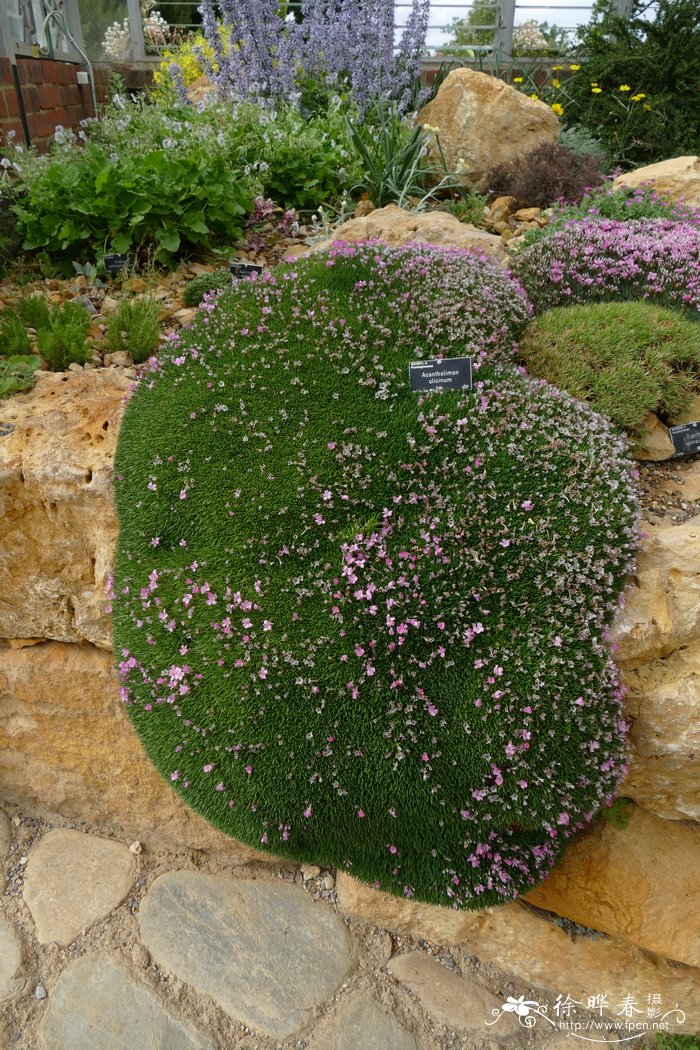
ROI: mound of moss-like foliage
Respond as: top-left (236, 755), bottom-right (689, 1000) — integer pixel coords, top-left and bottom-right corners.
top-left (113, 243), bottom-right (639, 909)
top-left (519, 301), bottom-right (700, 435)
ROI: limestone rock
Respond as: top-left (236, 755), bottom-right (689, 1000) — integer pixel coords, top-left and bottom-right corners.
top-left (0, 370), bottom-right (130, 648)
top-left (311, 996), bottom-right (417, 1050)
top-left (633, 412), bottom-right (675, 461)
top-left (312, 204), bottom-right (506, 262)
top-left (23, 829), bottom-right (134, 945)
top-left (0, 917), bottom-right (24, 1002)
top-left (610, 513), bottom-right (700, 665)
top-left (612, 156), bottom-right (700, 211)
top-left (38, 953), bottom-right (215, 1050)
top-left (0, 807), bottom-right (9, 862)
top-left (139, 871), bottom-right (357, 1038)
top-left (0, 641), bottom-right (266, 857)
top-left (621, 643), bottom-right (700, 821)
top-left (524, 804), bottom-right (700, 967)
top-left (335, 875), bottom-right (700, 1030)
top-left (385, 952), bottom-right (519, 1042)
top-left (417, 68), bottom-right (559, 192)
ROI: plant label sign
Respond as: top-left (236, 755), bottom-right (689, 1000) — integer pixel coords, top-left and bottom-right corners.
top-left (104, 253), bottom-right (136, 275)
top-left (230, 262), bottom-right (264, 279)
top-left (669, 421), bottom-right (700, 457)
top-left (409, 356), bottom-right (473, 393)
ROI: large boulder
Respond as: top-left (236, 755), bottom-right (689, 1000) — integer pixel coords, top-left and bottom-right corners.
top-left (417, 68), bottom-right (560, 192)
top-left (612, 156), bottom-right (700, 210)
top-left (0, 370), bottom-right (128, 649)
top-left (310, 204), bottom-right (505, 261)
top-left (524, 803), bottom-right (700, 967)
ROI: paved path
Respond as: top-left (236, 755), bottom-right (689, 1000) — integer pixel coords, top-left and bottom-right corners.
top-left (0, 807), bottom-right (626, 1050)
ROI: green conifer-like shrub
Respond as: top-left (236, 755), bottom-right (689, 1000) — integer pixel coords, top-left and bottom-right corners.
top-left (113, 243), bottom-right (639, 909)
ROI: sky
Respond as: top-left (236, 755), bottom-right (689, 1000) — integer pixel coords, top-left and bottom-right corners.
top-left (418, 1), bottom-right (596, 47)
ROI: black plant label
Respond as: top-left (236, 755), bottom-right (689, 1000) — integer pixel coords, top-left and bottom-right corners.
top-left (409, 356), bottom-right (473, 393)
top-left (669, 421), bottom-right (700, 457)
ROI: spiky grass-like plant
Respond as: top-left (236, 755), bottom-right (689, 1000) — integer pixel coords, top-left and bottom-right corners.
top-left (113, 244), bottom-right (639, 909)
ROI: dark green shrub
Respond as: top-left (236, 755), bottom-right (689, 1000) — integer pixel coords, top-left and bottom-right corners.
top-left (487, 142), bottom-right (603, 210)
top-left (519, 302), bottom-right (700, 435)
top-left (562, 0), bottom-right (700, 167)
top-left (106, 297), bottom-right (161, 364)
top-left (182, 270), bottom-right (233, 308)
top-left (656, 1034), bottom-right (700, 1050)
top-left (16, 295), bottom-right (52, 330)
top-left (35, 302), bottom-right (90, 371)
top-left (113, 244), bottom-right (639, 909)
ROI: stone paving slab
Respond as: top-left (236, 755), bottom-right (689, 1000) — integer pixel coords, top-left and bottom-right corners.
top-left (139, 871), bottom-right (357, 1039)
top-left (37, 952), bottom-right (216, 1050)
top-left (386, 951), bottom-right (520, 1044)
top-left (0, 916), bottom-right (25, 1002)
top-left (23, 829), bottom-right (135, 945)
top-left (310, 995), bottom-right (418, 1050)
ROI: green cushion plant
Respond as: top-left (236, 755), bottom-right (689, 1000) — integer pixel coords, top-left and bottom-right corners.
top-left (518, 301), bottom-right (700, 436)
top-left (113, 244), bottom-right (639, 909)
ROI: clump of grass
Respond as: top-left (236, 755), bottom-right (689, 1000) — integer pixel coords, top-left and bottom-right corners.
top-left (35, 301), bottom-right (90, 372)
top-left (16, 295), bottom-right (51, 330)
top-left (113, 243), bottom-right (640, 910)
top-left (106, 297), bottom-right (161, 364)
top-left (0, 311), bottom-right (31, 356)
top-left (182, 269), bottom-right (232, 308)
top-left (518, 301), bottom-right (700, 435)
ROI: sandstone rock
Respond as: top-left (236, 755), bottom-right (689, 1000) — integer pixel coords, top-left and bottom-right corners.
top-left (107, 350), bottom-right (134, 368)
top-left (0, 807), bottom-right (9, 862)
top-left (610, 513), bottom-right (700, 665)
top-left (622, 643), bottom-right (700, 820)
top-left (0, 917), bottom-right (24, 1002)
top-left (312, 204), bottom-right (506, 262)
top-left (353, 199), bottom-right (376, 218)
top-left (524, 804), bottom-right (700, 967)
top-left (23, 829), bottom-right (134, 945)
top-left (100, 295), bottom-right (120, 315)
top-left (139, 871), bottom-right (357, 1038)
top-left (0, 641), bottom-right (266, 857)
top-left (311, 996), bottom-right (417, 1050)
top-left (0, 370), bottom-right (130, 648)
top-left (38, 953), bottom-right (216, 1050)
top-left (172, 307), bottom-right (198, 325)
top-left (657, 461), bottom-right (700, 504)
top-left (633, 412), bottom-right (675, 461)
top-left (336, 876), bottom-right (700, 1030)
top-left (417, 69), bottom-right (559, 192)
top-left (386, 952), bottom-right (518, 1042)
top-left (512, 207), bottom-right (542, 222)
top-left (612, 156), bottom-right (700, 211)
top-left (669, 394), bottom-right (700, 428)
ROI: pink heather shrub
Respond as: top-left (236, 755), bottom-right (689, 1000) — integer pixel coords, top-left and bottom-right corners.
top-left (113, 243), bottom-right (640, 909)
top-left (511, 217), bottom-right (700, 315)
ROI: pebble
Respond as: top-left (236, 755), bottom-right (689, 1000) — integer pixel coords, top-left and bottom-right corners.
top-left (35, 984), bottom-right (47, 1000)
top-left (301, 865), bottom-right (321, 880)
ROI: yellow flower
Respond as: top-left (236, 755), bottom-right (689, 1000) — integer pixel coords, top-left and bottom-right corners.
top-left (552, 78), bottom-right (561, 88)
top-left (551, 102), bottom-right (565, 117)
top-left (552, 65), bottom-right (563, 71)
top-left (643, 103), bottom-right (652, 111)
top-left (591, 87), bottom-right (602, 94)
top-left (631, 92), bottom-right (646, 101)
top-left (619, 84), bottom-right (631, 91)
top-left (530, 93), bottom-right (539, 100)
top-left (513, 76), bottom-right (523, 83)
top-left (569, 64), bottom-right (581, 71)
top-left (422, 123), bottom-right (441, 134)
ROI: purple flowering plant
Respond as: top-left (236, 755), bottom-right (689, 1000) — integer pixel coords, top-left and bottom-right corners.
top-left (113, 243), bottom-right (639, 908)
top-left (195, 0), bottom-right (430, 116)
top-left (511, 217), bottom-right (700, 316)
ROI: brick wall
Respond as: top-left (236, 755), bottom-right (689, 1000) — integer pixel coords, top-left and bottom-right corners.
top-left (0, 58), bottom-right (153, 151)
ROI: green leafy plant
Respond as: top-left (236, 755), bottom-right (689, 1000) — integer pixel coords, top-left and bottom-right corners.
top-left (35, 302), bottom-right (91, 372)
top-left (182, 270), bottom-right (233, 308)
top-left (440, 192), bottom-right (488, 227)
top-left (106, 297), bottom-right (161, 364)
top-left (113, 243), bottom-right (639, 910)
top-left (558, 124), bottom-right (605, 161)
top-left (487, 142), bottom-right (603, 210)
top-left (0, 355), bottom-right (40, 398)
top-left (518, 301), bottom-right (700, 435)
top-left (656, 1034), bottom-right (700, 1050)
top-left (602, 796), bottom-right (634, 830)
